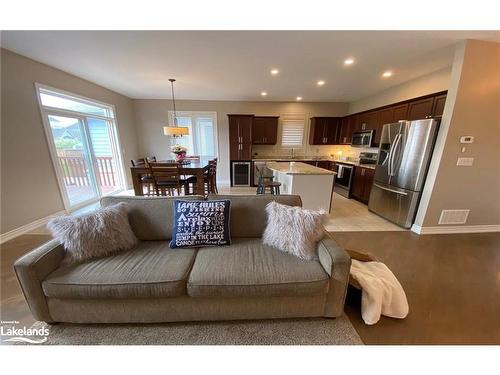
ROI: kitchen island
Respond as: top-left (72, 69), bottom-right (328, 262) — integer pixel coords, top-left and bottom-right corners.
top-left (266, 162), bottom-right (336, 212)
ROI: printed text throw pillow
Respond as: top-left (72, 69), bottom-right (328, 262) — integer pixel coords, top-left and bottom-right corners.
top-left (170, 200), bottom-right (231, 248)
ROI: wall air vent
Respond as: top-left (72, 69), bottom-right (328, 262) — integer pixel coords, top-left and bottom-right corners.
top-left (438, 209), bottom-right (470, 225)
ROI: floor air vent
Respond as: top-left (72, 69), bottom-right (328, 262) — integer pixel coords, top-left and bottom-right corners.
top-left (438, 209), bottom-right (470, 225)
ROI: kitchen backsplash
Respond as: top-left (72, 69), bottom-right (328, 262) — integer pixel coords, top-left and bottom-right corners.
top-left (252, 144), bottom-right (379, 160)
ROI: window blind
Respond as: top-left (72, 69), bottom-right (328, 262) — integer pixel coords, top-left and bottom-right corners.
top-left (281, 116), bottom-right (305, 147)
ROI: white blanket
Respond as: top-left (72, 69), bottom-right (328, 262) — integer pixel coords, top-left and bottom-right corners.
top-left (350, 259), bottom-right (409, 325)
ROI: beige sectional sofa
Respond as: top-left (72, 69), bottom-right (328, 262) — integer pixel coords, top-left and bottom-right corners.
top-left (15, 195), bottom-right (351, 324)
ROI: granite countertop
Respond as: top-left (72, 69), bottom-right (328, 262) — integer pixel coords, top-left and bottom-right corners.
top-left (266, 162), bottom-right (336, 175)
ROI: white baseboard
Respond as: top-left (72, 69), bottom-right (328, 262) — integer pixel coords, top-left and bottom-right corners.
top-left (411, 224), bottom-right (500, 234)
top-left (0, 210), bottom-right (67, 244)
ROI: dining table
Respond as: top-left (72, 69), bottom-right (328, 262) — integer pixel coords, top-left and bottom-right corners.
top-left (130, 157), bottom-right (212, 196)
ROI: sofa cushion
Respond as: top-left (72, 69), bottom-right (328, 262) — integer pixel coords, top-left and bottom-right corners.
top-left (42, 241), bottom-right (197, 299)
top-left (187, 238), bottom-right (329, 298)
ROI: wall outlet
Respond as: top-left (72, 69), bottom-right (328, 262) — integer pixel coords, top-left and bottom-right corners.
top-left (457, 157), bottom-right (474, 166)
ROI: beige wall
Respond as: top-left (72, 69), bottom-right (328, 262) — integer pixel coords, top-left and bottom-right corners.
top-left (348, 67), bottom-right (451, 114)
top-left (414, 40), bottom-right (500, 228)
top-left (133, 100), bottom-right (349, 184)
top-left (1, 49), bottom-right (139, 234)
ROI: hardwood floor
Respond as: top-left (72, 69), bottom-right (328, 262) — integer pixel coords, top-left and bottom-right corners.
top-left (1, 231), bottom-right (499, 344)
top-left (1, 234), bottom-right (51, 328)
top-left (331, 231), bottom-right (500, 344)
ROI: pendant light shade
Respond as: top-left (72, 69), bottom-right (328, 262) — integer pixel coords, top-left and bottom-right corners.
top-left (163, 126), bottom-right (189, 136)
top-left (163, 78), bottom-right (189, 137)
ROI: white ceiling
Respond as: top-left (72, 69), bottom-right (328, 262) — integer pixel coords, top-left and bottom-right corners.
top-left (2, 31), bottom-right (500, 102)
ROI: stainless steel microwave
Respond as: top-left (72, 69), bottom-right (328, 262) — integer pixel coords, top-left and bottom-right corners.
top-left (351, 129), bottom-right (374, 147)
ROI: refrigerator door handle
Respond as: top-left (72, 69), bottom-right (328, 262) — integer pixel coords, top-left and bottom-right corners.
top-left (389, 133), bottom-right (401, 176)
top-left (373, 183), bottom-right (408, 196)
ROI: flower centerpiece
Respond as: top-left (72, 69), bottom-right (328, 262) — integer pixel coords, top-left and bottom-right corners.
top-left (171, 144), bottom-right (187, 162)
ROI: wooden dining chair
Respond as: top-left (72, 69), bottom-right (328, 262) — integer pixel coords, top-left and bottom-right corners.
top-left (131, 158), bottom-right (155, 195)
top-left (208, 158), bottom-right (218, 194)
top-left (146, 156), bottom-right (157, 164)
top-left (148, 163), bottom-right (181, 196)
top-left (185, 158), bottom-right (218, 195)
top-left (131, 158), bottom-right (146, 167)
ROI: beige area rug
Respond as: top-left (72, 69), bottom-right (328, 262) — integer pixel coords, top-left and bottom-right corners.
top-left (20, 315), bottom-right (362, 345)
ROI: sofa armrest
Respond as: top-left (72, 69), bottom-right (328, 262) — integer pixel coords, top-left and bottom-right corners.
top-left (317, 233), bottom-right (351, 318)
top-left (14, 239), bottom-right (65, 323)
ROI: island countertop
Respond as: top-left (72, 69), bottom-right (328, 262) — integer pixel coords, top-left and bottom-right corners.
top-left (266, 161), bottom-right (336, 175)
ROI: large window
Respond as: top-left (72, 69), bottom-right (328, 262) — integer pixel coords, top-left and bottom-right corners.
top-left (167, 111), bottom-right (218, 158)
top-left (280, 114), bottom-right (306, 148)
top-left (36, 84), bottom-right (125, 210)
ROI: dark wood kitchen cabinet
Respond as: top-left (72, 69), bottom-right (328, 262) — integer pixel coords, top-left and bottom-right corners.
top-left (358, 111), bottom-right (379, 131)
top-left (375, 103), bottom-right (409, 145)
top-left (351, 166), bottom-right (375, 204)
top-left (228, 114), bottom-right (253, 160)
top-left (407, 97), bottom-right (435, 120)
top-left (432, 94), bottom-right (447, 117)
top-left (309, 117), bottom-right (341, 145)
top-left (252, 116), bottom-right (279, 145)
top-left (339, 115), bottom-right (360, 144)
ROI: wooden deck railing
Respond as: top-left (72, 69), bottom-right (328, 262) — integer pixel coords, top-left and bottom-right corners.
top-left (57, 151), bottom-right (117, 187)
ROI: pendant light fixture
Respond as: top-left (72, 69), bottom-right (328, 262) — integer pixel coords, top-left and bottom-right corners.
top-left (163, 78), bottom-right (189, 137)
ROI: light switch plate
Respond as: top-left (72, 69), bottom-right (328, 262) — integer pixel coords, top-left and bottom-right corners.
top-left (460, 136), bottom-right (474, 143)
top-left (457, 157), bottom-right (474, 166)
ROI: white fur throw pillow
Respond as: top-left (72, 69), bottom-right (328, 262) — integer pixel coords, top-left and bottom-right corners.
top-left (262, 201), bottom-right (327, 260)
top-left (47, 202), bottom-right (138, 264)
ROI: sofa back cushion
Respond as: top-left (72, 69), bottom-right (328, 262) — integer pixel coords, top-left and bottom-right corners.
top-left (206, 195), bottom-right (302, 238)
top-left (101, 195), bottom-right (302, 240)
top-left (100, 196), bottom-right (203, 240)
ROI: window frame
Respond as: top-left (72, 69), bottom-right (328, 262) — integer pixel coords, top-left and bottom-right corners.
top-left (35, 83), bottom-right (126, 212)
top-left (279, 113), bottom-right (307, 151)
top-left (167, 110), bottom-right (219, 158)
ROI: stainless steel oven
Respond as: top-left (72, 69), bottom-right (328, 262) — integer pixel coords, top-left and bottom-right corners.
top-left (231, 161), bottom-right (251, 186)
top-left (333, 163), bottom-right (354, 197)
top-left (351, 130), bottom-right (374, 147)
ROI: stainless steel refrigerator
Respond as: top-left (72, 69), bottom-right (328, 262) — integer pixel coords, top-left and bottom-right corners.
top-left (368, 119), bottom-right (439, 228)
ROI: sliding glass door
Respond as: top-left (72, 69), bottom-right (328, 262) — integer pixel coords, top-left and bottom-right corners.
top-left (37, 85), bottom-right (125, 210)
top-left (47, 114), bottom-right (100, 206)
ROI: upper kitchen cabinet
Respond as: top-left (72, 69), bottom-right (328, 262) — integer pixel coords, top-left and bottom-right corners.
top-left (339, 116), bottom-right (355, 144)
top-left (309, 117), bottom-right (341, 145)
top-left (252, 116), bottom-right (279, 145)
top-left (375, 103), bottom-right (409, 145)
top-left (432, 94), bottom-right (447, 117)
top-left (228, 114), bottom-right (253, 160)
top-left (358, 111), bottom-right (379, 131)
top-left (407, 97), bottom-right (435, 120)
top-left (393, 103), bottom-right (409, 122)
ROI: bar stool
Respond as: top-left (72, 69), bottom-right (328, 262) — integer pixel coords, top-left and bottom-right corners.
top-left (256, 165), bottom-right (281, 195)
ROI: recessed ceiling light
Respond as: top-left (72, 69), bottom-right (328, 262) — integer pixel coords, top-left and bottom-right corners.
top-left (296, 96), bottom-right (303, 101)
top-left (270, 69), bottom-right (279, 75)
top-left (317, 80), bottom-right (325, 86)
top-left (261, 91), bottom-right (268, 96)
top-left (382, 70), bottom-right (393, 78)
top-left (344, 58), bottom-right (355, 65)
